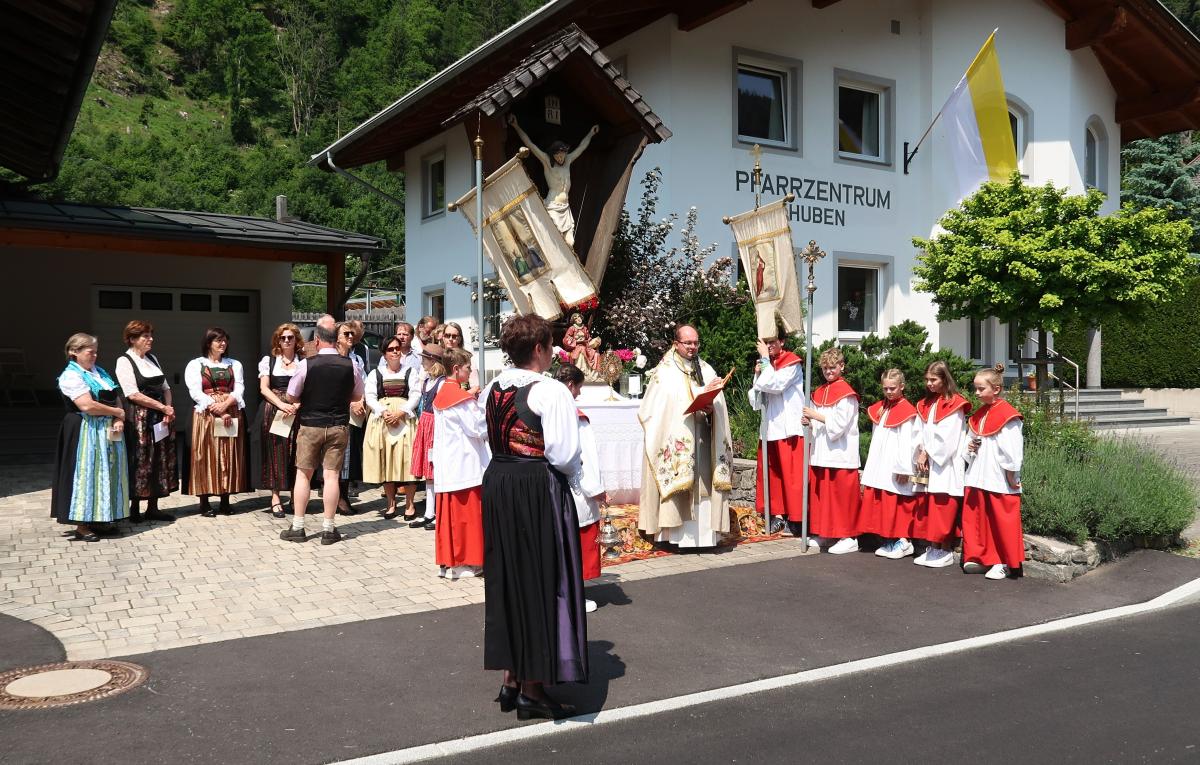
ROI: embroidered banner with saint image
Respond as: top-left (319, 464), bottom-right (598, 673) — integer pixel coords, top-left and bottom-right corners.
top-left (725, 196), bottom-right (804, 339)
top-left (453, 154), bottom-right (598, 320)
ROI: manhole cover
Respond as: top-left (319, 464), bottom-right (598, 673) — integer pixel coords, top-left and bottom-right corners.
top-left (0, 661), bottom-right (148, 710)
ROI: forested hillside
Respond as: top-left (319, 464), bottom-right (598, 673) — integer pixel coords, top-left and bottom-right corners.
top-left (19, 0), bottom-right (542, 309)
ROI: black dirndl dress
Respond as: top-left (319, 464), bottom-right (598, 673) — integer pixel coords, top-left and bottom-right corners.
top-left (482, 382), bottom-right (588, 685)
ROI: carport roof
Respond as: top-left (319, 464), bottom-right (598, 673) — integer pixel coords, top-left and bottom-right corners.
top-left (0, 199), bottom-right (388, 255)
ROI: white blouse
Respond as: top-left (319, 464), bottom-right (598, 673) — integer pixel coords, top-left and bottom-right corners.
top-left (431, 397), bottom-right (491, 493)
top-left (115, 351), bottom-right (169, 397)
top-left (920, 403), bottom-right (967, 497)
top-left (570, 416), bottom-right (605, 527)
top-left (964, 419), bottom-right (1024, 495)
top-left (365, 366), bottom-right (412, 416)
top-left (184, 357), bottom-right (246, 412)
top-left (748, 360), bottom-right (805, 441)
top-left (58, 367), bottom-right (116, 402)
top-left (485, 368), bottom-right (582, 477)
top-left (861, 416), bottom-right (922, 496)
top-left (257, 354), bottom-right (301, 379)
top-left (809, 396), bottom-right (860, 469)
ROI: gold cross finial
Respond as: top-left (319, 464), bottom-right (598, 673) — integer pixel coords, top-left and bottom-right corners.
top-left (798, 240), bottom-right (827, 297)
top-left (751, 144), bottom-right (764, 209)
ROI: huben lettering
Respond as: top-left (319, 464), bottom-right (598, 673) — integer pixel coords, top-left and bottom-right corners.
top-left (733, 170), bottom-right (892, 227)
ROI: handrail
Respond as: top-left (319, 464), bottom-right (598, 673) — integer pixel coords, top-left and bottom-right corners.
top-left (1028, 336), bottom-right (1080, 421)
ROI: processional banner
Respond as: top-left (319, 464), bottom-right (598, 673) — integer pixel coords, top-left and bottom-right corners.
top-left (452, 153), bottom-right (598, 321)
top-left (725, 196), bottom-right (804, 339)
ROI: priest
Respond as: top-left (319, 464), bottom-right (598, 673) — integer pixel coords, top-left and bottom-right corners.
top-left (638, 324), bottom-right (735, 548)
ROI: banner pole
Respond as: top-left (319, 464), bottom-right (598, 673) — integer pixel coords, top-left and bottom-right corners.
top-left (474, 134), bottom-right (486, 382)
top-left (797, 240), bottom-right (826, 552)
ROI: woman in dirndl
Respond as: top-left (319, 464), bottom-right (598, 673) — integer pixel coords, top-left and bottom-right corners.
top-left (363, 335), bottom-right (420, 520)
top-left (256, 323), bottom-right (303, 518)
top-left (51, 333), bottom-right (129, 541)
top-left (405, 343), bottom-right (445, 530)
top-left (114, 320), bottom-right (178, 523)
top-left (184, 327), bottom-right (248, 517)
top-left (483, 315), bottom-right (588, 720)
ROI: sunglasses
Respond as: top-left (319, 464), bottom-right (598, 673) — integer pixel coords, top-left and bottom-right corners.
top-left (385, 347), bottom-right (402, 353)
top-left (280, 335), bottom-right (296, 341)
top-left (340, 331), bottom-right (355, 338)
top-left (443, 333), bottom-right (460, 339)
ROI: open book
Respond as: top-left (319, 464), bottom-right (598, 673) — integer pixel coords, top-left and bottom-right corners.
top-left (683, 367), bottom-right (735, 416)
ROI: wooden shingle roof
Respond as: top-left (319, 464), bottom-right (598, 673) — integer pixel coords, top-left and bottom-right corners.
top-left (445, 24), bottom-right (671, 142)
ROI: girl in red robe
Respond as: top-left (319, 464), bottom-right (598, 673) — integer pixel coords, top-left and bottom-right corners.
top-left (802, 348), bottom-right (862, 553)
top-left (913, 361), bottom-right (971, 568)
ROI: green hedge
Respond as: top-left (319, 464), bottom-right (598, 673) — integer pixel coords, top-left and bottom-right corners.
top-left (1055, 273), bottom-right (1200, 388)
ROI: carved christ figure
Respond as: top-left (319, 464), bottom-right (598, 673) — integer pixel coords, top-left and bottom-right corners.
top-left (508, 114), bottom-right (599, 248)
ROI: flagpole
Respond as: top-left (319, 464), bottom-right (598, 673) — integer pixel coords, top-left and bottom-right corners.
top-left (747, 145), bottom-right (774, 536)
top-left (474, 133), bottom-right (486, 382)
top-left (797, 240), bottom-right (826, 552)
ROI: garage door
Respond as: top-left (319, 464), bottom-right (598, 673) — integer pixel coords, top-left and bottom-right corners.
top-left (91, 285), bottom-right (262, 427)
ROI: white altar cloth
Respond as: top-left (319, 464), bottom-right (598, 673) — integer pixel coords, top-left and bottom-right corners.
top-left (578, 399), bottom-right (643, 504)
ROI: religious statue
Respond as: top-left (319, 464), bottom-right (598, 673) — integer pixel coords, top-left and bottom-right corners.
top-left (561, 312), bottom-right (605, 383)
top-left (507, 114), bottom-right (599, 248)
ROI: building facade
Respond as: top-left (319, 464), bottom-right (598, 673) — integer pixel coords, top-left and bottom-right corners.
top-left (319, 0), bottom-right (1200, 374)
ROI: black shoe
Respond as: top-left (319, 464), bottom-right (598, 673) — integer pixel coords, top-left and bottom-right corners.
top-left (409, 517), bottom-right (429, 528)
top-left (382, 509), bottom-right (400, 520)
top-left (218, 500), bottom-right (233, 516)
top-left (71, 530), bottom-right (100, 542)
top-left (321, 528), bottom-right (342, 545)
top-left (144, 509), bottom-right (176, 523)
top-left (422, 519), bottom-right (436, 531)
top-left (769, 517), bottom-right (787, 535)
top-left (516, 693), bottom-right (575, 721)
top-left (336, 499), bottom-right (356, 516)
top-left (129, 510), bottom-right (145, 524)
top-left (279, 527), bottom-right (307, 543)
top-left (495, 685), bottom-right (519, 713)
top-left (92, 524), bottom-right (122, 536)
top-left (401, 513), bottom-right (419, 522)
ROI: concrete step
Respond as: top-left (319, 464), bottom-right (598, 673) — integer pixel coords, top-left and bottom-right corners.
top-left (1085, 413), bottom-right (1193, 429)
top-left (1075, 406), bottom-right (1174, 417)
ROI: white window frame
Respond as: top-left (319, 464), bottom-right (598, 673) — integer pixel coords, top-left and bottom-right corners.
top-left (421, 150), bottom-right (446, 220)
top-left (835, 70), bottom-right (894, 168)
top-left (1084, 116), bottom-right (1108, 193)
top-left (732, 48), bottom-right (802, 153)
top-left (1006, 93), bottom-right (1033, 179)
top-left (423, 285), bottom-right (445, 323)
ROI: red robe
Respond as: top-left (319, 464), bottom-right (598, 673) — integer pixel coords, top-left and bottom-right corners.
top-left (963, 399), bottom-right (1024, 569)
top-left (914, 394), bottom-right (972, 544)
top-left (755, 351), bottom-right (805, 522)
top-left (859, 398), bottom-right (919, 539)
top-left (432, 383), bottom-right (485, 568)
top-left (807, 378), bottom-right (862, 538)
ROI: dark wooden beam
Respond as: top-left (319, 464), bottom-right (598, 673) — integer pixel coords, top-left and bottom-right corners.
top-left (1116, 83), bottom-right (1200, 123)
top-left (0, 229), bottom-right (331, 264)
top-left (812, 0), bottom-right (842, 7)
top-left (676, 0), bottom-right (748, 32)
top-left (1066, 5), bottom-right (1129, 50)
top-left (327, 254), bottom-right (346, 318)
top-left (1039, 0), bottom-right (1074, 21)
top-left (1093, 44), bottom-right (1152, 90)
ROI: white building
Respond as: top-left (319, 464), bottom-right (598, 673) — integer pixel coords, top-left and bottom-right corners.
top-left (316, 0), bottom-right (1200, 374)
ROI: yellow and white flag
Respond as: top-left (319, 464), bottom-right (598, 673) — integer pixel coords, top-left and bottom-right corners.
top-left (453, 153), bottom-right (598, 321)
top-left (725, 196), bottom-right (803, 340)
top-left (942, 30), bottom-right (1017, 200)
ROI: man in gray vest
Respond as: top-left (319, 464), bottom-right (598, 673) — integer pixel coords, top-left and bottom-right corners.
top-left (282, 314), bottom-right (364, 544)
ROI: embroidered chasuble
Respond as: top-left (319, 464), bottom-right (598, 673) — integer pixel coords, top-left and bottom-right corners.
top-left (638, 350), bottom-right (734, 545)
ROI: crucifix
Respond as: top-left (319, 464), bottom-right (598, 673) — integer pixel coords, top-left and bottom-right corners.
top-left (750, 143), bottom-right (763, 210)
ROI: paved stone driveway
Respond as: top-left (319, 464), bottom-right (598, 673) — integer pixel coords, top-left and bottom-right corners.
top-left (0, 465), bottom-right (809, 661)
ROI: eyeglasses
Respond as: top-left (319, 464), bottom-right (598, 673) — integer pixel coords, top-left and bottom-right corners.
top-left (280, 335), bottom-right (295, 342)
top-left (385, 347), bottom-right (402, 354)
top-left (340, 331), bottom-right (355, 338)
top-left (443, 333), bottom-right (460, 339)
top-left (676, 340), bottom-right (700, 347)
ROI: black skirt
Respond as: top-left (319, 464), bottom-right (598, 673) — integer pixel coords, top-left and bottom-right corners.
top-left (482, 455), bottom-right (588, 685)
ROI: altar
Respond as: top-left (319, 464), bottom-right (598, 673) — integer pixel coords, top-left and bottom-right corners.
top-left (577, 396), bottom-right (642, 504)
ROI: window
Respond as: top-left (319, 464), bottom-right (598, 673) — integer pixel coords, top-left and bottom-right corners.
top-left (181, 293), bottom-right (212, 312)
top-left (837, 266), bottom-right (878, 334)
top-left (970, 318), bottom-right (984, 362)
top-left (422, 152), bottom-right (446, 219)
top-left (836, 71), bottom-right (893, 165)
top-left (219, 295), bottom-right (250, 313)
top-left (140, 291), bottom-right (173, 311)
top-left (1084, 116), bottom-right (1108, 193)
top-left (733, 50), bottom-right (800, 151)
top-left (425, 289), bottom-right (445, 323)
top-left (98, 290), bottom-right (132, 310)
top-left (1006, 94), bottom-right (1031, 177)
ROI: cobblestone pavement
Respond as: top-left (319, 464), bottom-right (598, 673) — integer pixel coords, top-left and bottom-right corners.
top-left (0, 465), bottom-right (810, 661)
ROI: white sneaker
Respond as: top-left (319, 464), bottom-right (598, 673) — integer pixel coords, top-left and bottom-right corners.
top-left (924, 548), bottom-right (955, 568)
top-left (913, 547), bottom-right (930, 566)
top-left (874, 540), bottom-right (895, 558)
top-left (802, 537), bottom-right (822, 551)
top-left (456, 566), bottom-right (479, 579)
top-left (985, 564), bottom-right (1009, 580)
top-left (584, 599), bottom-right (598, 613)
top-left (828, 537), bottom-right (859, 555)
top-left (962, 561), bottom-right (986, 574)
top-left (880, 538), bottom-right (914, 560)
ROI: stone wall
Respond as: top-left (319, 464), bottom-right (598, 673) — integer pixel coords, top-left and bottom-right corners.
top-left (730, 458), bottom-right (757, 506)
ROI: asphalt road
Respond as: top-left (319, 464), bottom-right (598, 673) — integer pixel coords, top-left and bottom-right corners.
top-left (454, 600), bottom-right (1200, 765)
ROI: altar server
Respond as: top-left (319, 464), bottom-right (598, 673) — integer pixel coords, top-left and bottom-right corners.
top-left (962, 363), bottom-right (1024, 580)
top-left (555, 364), bottom-right (606, 614)
top-left (430, 348), bottom-right (488, 579)
top-left (860, 369), bottom-right (921, 560)
top-left (913, 361), bottom-right (971, 568)
top-left (748, 333), bottom-right (805, 534)
top-left (802, 348), bottom-right (861, 552)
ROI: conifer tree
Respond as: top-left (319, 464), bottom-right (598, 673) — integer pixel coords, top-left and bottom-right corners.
top-left (1121, 133), bottom-right (1200, 250)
